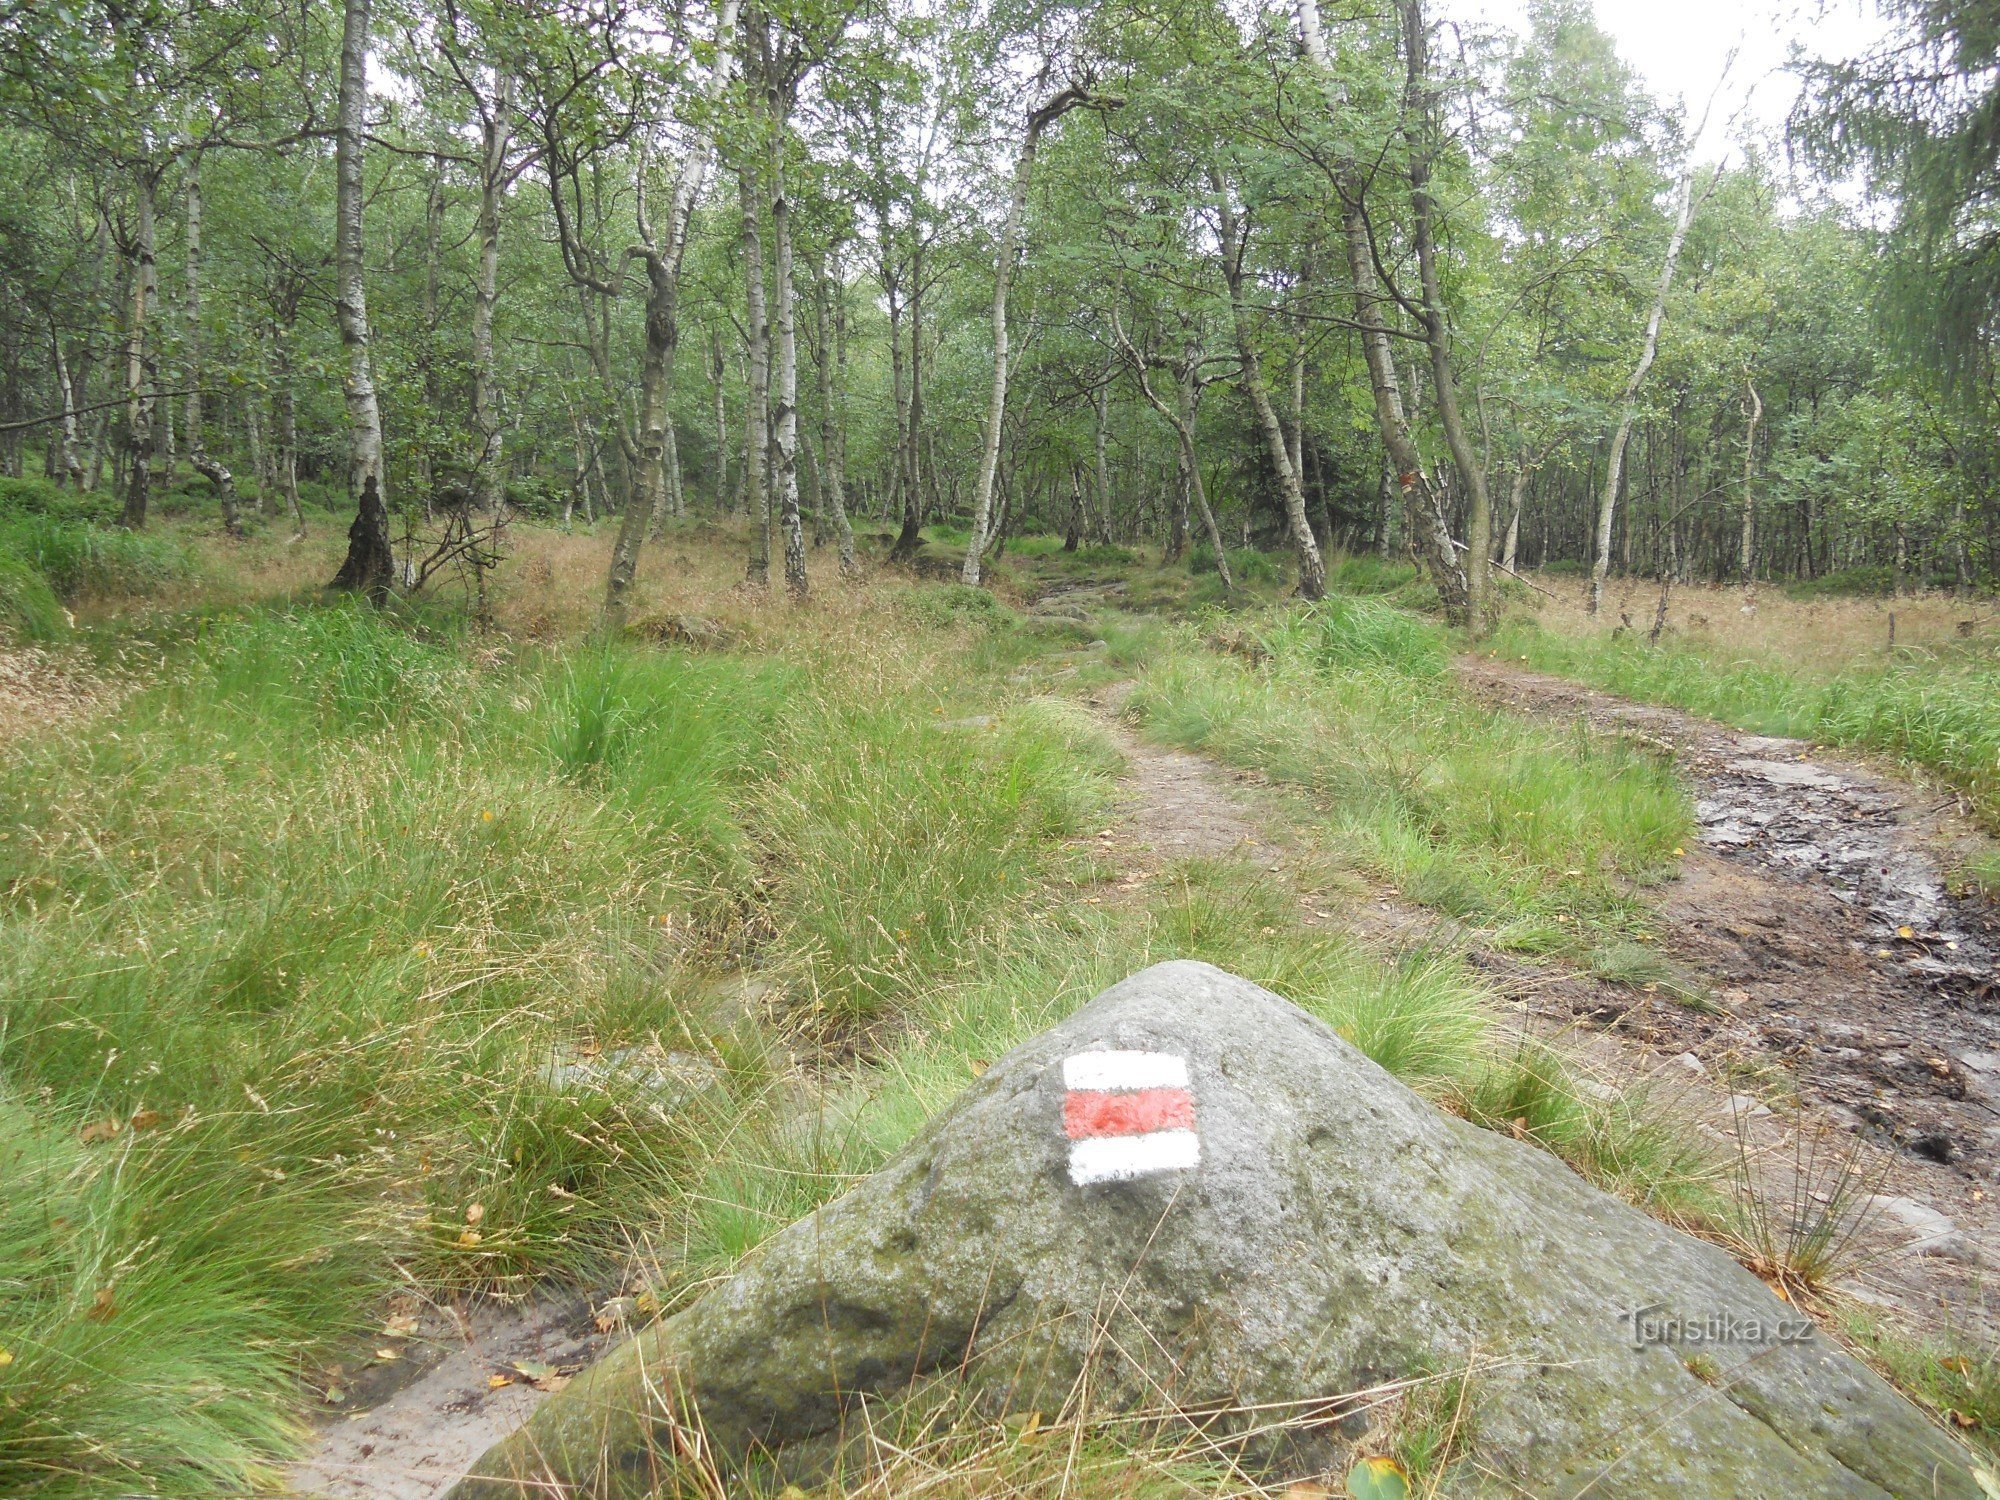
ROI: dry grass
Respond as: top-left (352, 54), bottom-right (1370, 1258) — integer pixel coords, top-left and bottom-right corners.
top-left (1529, 576), bottom-right (1990, 679)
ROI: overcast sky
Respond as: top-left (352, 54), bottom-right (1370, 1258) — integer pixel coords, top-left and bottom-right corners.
top-left (1444, 0), bottom-right (1893, 157)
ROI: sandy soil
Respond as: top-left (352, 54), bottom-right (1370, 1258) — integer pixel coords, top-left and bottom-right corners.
top-left (287, 1294), bottom-right (610, 1500)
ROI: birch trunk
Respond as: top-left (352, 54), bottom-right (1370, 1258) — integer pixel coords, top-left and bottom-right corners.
top-left (814, 253), bottom-right (856, 573)
top-left (183, 157), bottom-right (242, 537)
top-left (766, 64), bottom-right (807, 599)
top-left (1591, 168), bottom-right (1700, 615)
top-left (601, 0), bottom-right (739, 627)
top-left (273, 322), bottom-right (307, 538)
top-left (472, 73), bottom-right (513, 520)
top-left (962, 90), bottom-right (1083, 583)
top-left (119, 164), bottom-right (158, 530)
top-left (1502, 465), bottom-right (1527, 573)
top-left (738, 157), bottom-right (772, 584)
top-left (1739, 373), bottom-right (1761, 583)
top-left (710, 331), bottom-right (729, 507)
top-left (51, 329), bottom-right (82, 488)
top-left (1299, 0), bottom-right (1467, 618)
top-left (1213, 178), bottom-right (1325, 599)
top-left (329, 0), bottom-right (394, 599)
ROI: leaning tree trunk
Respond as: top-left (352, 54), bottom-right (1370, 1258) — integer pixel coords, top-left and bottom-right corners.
top-left (1299, 0), bottom-right (1465, 619)
top-left (183, 156), bottom-right (242, 537)
top-left (962, 88), bottom-right (1086, 585)
top-left (51, 328), bottom-right (83, 488)
top-left (273, 322), bottom-right (307, 539)
top-left (1401, 0), bottom-right (1491, 627)
top-left (1501, 465), bottom-right (1527, 574)
top-left (329, 0), bottom-right (395, 601)
top-left (1213, 180), bottom-right (1325, 600)
top-left (119, 163), bottom-right (158, 530)
top-left (471, 73), bottom-right (513, 521)
top-left (1591, 168), bottom-right (1699, 616)
top-left (601, 0), bottom-right (739, 628)
top-left (1739, 372), bottom-right (1761, 584)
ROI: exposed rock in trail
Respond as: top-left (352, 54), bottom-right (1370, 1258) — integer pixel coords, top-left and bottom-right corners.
top-left (1460, 658), bottom-right (2000, 1175)
top-left (449, 962), bottom-right (1974, 1499)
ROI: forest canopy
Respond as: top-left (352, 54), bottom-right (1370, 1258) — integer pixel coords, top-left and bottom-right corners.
top-left (1, 0), bottom-right (1995, 622)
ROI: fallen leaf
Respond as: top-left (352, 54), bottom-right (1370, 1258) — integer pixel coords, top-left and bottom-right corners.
top-left (465, 1202), bottom-right (485, 1225)
top-left (1284, 1483), bottom-right (1331, 1500)
top-left (1942, 1355), bottom-right (1974, 1375)
top-left (457, 1229), bottom-right (482, 1248)
top-left (1672, 846), bottom-right (1685, 857)
top-left (969, 1059), bottom-right (988, 1076)
top-left (0, 1348), bottom-right (13, 1370)
top-left (1952, 1409), bottom-right (1978, 1428)
top-left (1346, 1455), bottom-right (1409, 1500)
top-left (78, 1116), bottom-right (122, 1144)
top-left (487, 1373), bottom-right (513, 1390)
top-left (594, 1296), bottom-right (636, 1332)
top-left (128, 1109), bottom-right (163, 1132)
top-left (1898, 925), bottom-right (1917, 940)
top-left (374, 1348), bottom-right (399, 1361)
top-left (85, 1286), bottom-right (115, 1322)
top-left (382, 1313), bottom-right (420, 1338)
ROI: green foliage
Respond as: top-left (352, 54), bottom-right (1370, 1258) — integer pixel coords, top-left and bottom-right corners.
top-left (1188, 543), bottom-right (1278, 583)
top-left (1781, 566), bottom-right (1898, 599)
top-left (0, 476), bottom-right (116, 524)
top-left (1325, 552), bottom-right (1419, 595)
top-left (902, 582), bottom-right (1013, 628)
top-left (0, 555), bottom-right (66, 642)
top-left (1267, 596), bottom-right (1451, 676)
top-left (0, 514), bottom-right (190, 600)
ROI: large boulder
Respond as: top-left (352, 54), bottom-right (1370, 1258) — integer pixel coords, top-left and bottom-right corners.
top-left (450, 961), bottom-right (1976, 1498)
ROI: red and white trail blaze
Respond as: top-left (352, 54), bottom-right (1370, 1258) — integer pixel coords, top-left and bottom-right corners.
top-left (1061, 1050), bottom-right (1199, 1185)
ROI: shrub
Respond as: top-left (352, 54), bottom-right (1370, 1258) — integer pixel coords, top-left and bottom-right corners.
top-left (1782, 565), bottom-right (1898, 600)
top-left (0, 555), bottom-right (66, 642)
top-left (1272, 595), bottom-right (1451, 676)
top-left (0, 513), bottom-right (190, 600)
top-left (0, 475), bottom-right (117, 523)
top-left (1188, 542), bottom-right (1279, 583)
top-left (903, 582), bottom-right (1012, 628)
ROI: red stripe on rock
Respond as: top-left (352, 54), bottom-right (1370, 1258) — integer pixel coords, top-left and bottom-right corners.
top-left (1063, 1087), bottom-right (1195, 1140)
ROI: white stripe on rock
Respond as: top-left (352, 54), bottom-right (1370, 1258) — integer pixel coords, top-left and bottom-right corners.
top-left (1068, 1129), bottom-right (1201, 1185)
top-left (1061, 1050), bottom-right (1189, 1092)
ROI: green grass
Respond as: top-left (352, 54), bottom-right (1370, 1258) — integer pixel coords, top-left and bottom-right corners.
top-left (1491, 617), bottom-right (2000, 828)
top-left (0, 599), bottom-right (1107, 1496)
top-left (1128, 603), bottom-right (1692, 957)
top-left (1842, 1310), bottom-right (2000, 1461)
top-left (0, 554), bottom-right (66, 641)
top-left (0, 571), bottom-right (1726, 1495)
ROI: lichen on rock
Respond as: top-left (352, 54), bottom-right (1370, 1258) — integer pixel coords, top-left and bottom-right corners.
top-left (450, 960), bottom-right (1978, 1498)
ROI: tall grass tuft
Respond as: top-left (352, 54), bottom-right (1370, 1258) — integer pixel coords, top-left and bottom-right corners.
top-left (1130, 610), bottom-right (1690, 954)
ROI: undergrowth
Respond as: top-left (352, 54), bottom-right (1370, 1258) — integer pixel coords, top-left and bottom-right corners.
top-left (1127, 600), bottom-right (1692, 960)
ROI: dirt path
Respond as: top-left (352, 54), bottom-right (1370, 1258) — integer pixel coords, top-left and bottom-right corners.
top-left (288, 1295), bottom-right (607, 1500)
top-left (1460, 657), bottom-right (2000, 1164)
top-left (1076, 661), bottom-right (2000, 1347)
top-left (1085, 679), bottom-right (1278, 880)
